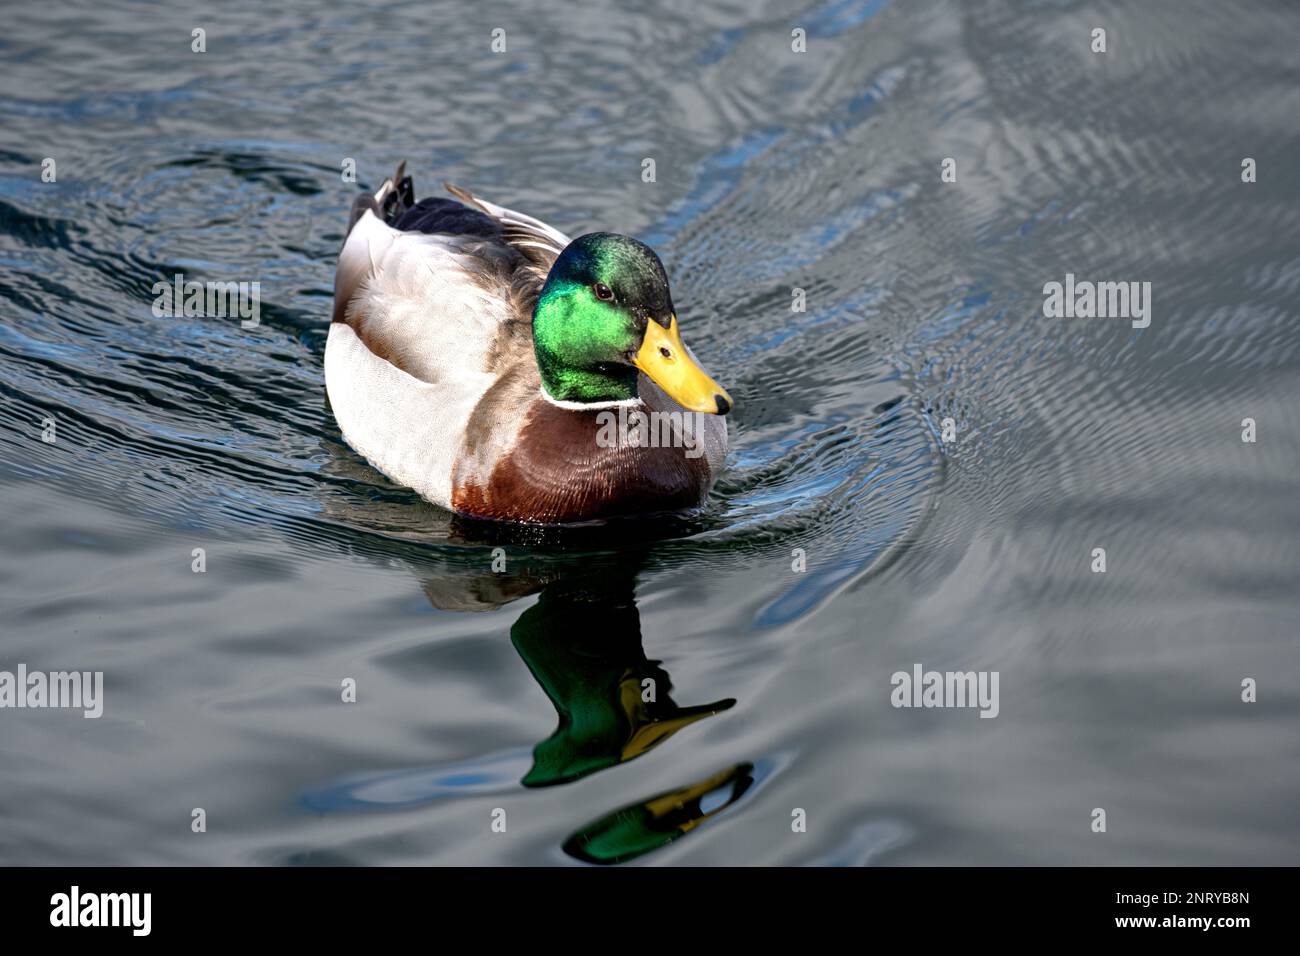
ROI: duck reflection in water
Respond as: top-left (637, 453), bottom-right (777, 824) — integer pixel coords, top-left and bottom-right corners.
top-left (304, 517), bottom-right (747, 862)
top-left (506, 558), bottom-right (735, 787)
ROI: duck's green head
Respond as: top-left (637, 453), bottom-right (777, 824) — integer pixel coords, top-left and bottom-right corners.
top-left (532, 233), bottom-right (732, 414)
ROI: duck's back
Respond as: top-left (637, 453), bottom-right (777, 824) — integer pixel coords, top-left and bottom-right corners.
top-left (326, 172), bottom-right (549, 509)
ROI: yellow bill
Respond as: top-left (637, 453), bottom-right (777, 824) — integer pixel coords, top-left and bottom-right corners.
top-left (634, 315), bottom-right (733, 415)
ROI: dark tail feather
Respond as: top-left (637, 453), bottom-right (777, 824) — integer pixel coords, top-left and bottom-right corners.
top-left (345, 162), bottom-right (415, 233)
top-left (382, 161), bottom-right (415, 223)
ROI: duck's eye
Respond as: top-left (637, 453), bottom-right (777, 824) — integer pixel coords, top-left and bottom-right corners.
top-left (593, 282), bottom-right (614, 302)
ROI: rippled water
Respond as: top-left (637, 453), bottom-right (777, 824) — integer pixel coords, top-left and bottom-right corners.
top-left (2, 0), bottom-right (1298, 865)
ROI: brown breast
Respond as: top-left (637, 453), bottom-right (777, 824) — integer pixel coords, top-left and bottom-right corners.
top-left (452, 396), bottom-right (715, 524)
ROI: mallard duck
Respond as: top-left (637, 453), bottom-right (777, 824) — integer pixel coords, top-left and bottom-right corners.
top-left (327, 163), bottom-right (732, 524)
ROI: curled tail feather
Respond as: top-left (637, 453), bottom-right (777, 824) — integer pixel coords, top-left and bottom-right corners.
top-left (346, 161), bottom-right (415, 233)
